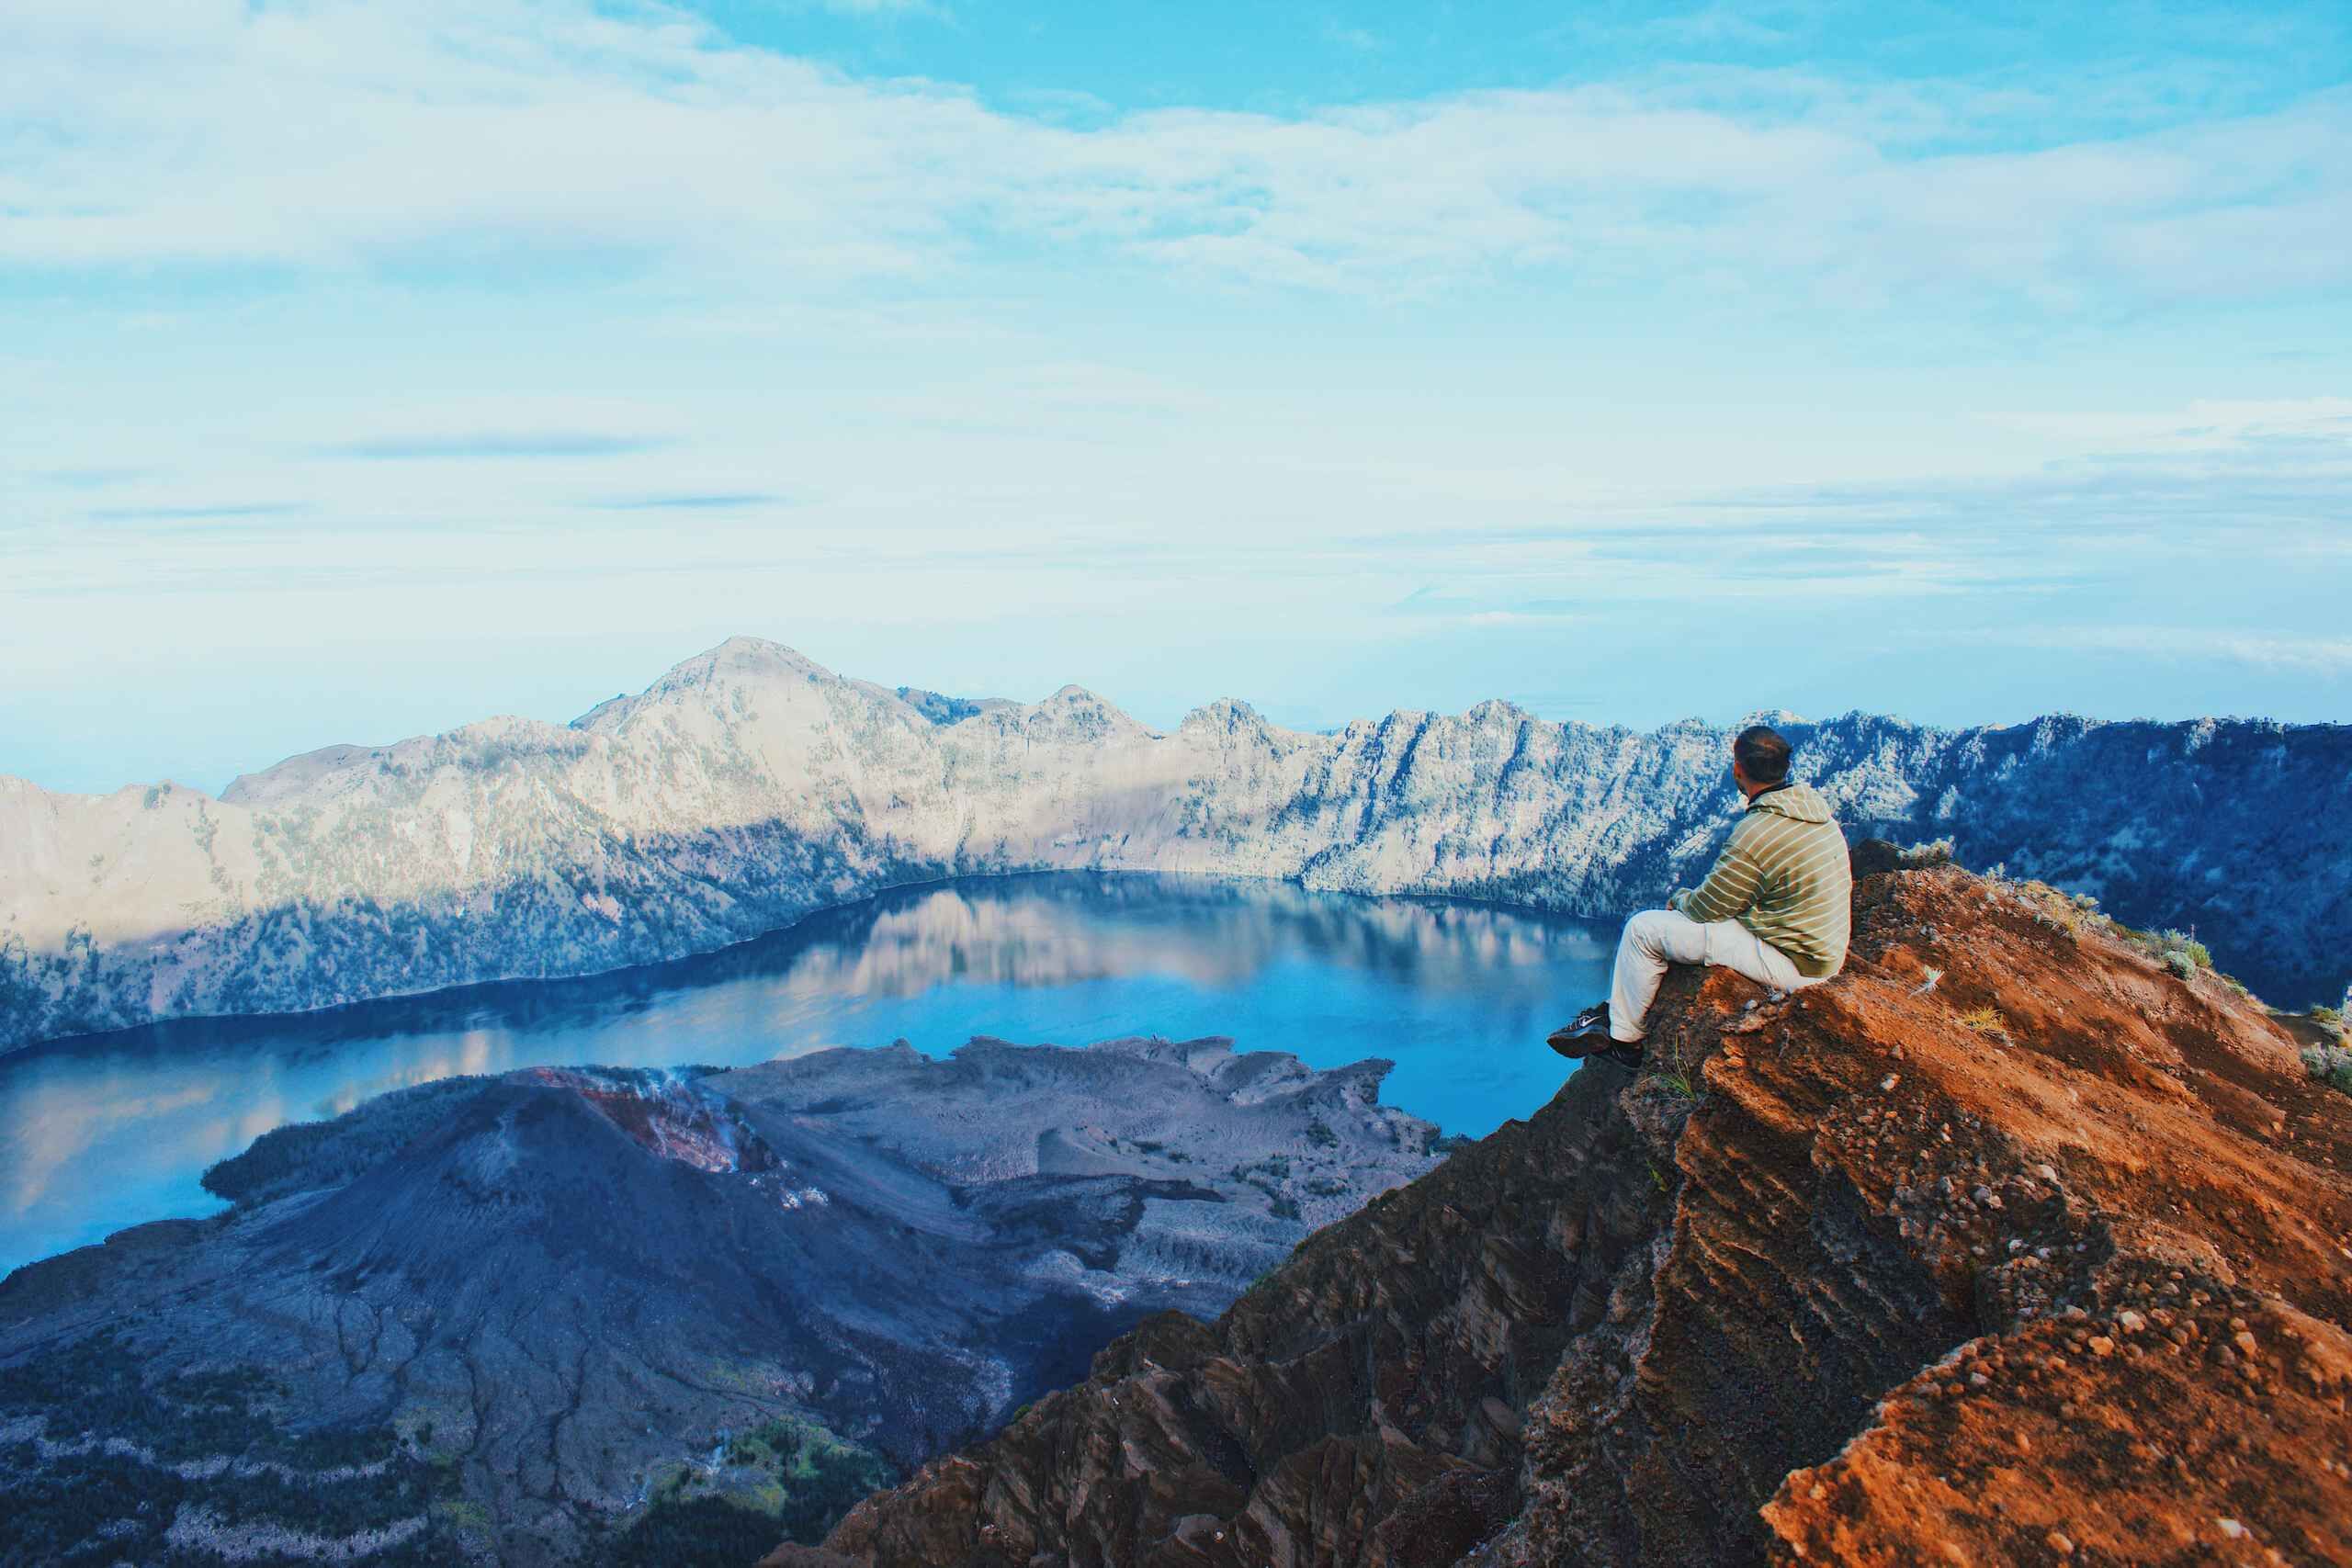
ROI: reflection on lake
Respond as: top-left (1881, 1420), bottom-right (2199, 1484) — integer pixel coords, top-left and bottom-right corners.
top-left (0, 873), bottom-right (1617, 1273)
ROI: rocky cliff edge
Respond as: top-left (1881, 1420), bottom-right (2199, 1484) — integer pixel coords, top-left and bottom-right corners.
top-left (783, 863), bottom-right (2352, 1567)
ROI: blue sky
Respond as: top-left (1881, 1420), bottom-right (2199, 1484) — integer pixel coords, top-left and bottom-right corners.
top-left (3, 0), bottom-right (2348, 795)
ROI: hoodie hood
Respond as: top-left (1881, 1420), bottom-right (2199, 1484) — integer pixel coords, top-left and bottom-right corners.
top-left (1747, 781), bottom-right (1837, 825)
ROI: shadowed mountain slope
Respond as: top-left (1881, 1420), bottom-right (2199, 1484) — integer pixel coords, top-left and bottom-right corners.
top-left (800, 863), bottom-right (2352, 1568)
top-left (0, 1038), bottom-right (1439, 1565)
top-left (6, 637), bottom-right (2351, 1051)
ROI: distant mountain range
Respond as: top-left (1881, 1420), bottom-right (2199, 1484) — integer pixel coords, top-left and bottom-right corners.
top-left (5, 635), bottom-right (2347, 1051)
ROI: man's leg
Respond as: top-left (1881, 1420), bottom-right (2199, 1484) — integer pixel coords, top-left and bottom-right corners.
top-left (1607, 913), bottom-right (1815, 1043)
top-left (1697, 920), bottom-right (1809, 995)
top-left (1606, 908), bottom-right (1713, 1043)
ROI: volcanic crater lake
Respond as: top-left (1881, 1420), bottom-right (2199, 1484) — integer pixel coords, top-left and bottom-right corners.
top-left (0, 873), bottom-right (1619, 1274)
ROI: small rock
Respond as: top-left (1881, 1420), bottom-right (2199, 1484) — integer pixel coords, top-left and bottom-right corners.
top-left (1881, 1075), bottom-right (1901, 1091)
top-left (2218, 1518), bottom-right (2246, 1540)
top-left (2036, 1164), bottom-right (2061, 1185)
top-left (2046, 1532), bottom-right (2075, 1556)
top-left (2087, 1337), bottom-right (2116, 1358)
top-left (2118, 1310), bottom-right (2146, 1334)
top-left (2233, 1330), bottom-right (2259, 1357)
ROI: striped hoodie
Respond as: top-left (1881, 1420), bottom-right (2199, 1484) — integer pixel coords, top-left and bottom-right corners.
top-left (1669, 781), bottom-right (1852, 978)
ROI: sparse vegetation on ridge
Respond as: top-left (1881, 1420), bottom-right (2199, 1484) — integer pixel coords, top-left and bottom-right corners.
top-left (2305, 1043), bottom-right (2352, 1095)
top-left (590, 1417), bottom-right (893, 1567)
top-left (0, 1332), bottom-right (457, 1565)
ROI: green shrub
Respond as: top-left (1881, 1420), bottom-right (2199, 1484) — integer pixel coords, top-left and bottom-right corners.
top-left (2146, 929), bottom-right (2211, 969)
top-left (597, 1421), bottom-right (891, 1564)
top-left (2302, 1043), bottom-right (2352, 1096)
top-left (2120, 925), bottom-right (2212, 977)
top-left (1897, 838), bottom-right (1953, 869)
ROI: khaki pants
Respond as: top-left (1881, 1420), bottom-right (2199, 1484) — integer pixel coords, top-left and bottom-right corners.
top-left (1607, 908), bottom-right (1819, 1043)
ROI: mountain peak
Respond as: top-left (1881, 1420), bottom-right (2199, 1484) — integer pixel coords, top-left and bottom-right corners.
top-left (1179, 698), bottom-right (1274, 739)
top-left (695, 635), bottom-right (835, 680)
top-left (1010, 682), bottom-right (1155, 739)
top-left (571, 637), bottom-right (841, 733)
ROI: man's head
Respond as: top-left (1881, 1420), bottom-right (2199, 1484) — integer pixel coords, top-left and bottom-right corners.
top-left (1732, 724), bottom-right (1792, 797)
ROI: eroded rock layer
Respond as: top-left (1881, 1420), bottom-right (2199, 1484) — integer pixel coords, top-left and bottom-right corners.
top-left (808, 866), bottom-right (2352, 1568)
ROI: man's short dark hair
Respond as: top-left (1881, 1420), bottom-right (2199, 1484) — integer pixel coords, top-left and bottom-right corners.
top-left (1735, 724), bottom-right (1792, 784)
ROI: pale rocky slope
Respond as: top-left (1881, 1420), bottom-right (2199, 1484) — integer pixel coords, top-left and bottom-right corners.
top-left (5, 637), bottom-right (2347, 1050)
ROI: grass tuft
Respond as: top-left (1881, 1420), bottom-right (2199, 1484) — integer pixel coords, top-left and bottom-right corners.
top-left (1956, 1007), bottom-right (2011, 1043)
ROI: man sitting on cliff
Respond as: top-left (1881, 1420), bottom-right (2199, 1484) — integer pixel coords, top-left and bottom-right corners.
top-left (1551, 724), bottom-right (1851, 1068)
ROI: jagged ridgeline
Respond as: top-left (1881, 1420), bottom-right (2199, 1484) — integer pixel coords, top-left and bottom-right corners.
top-left (5, 635), bottom-right (2349, 1051)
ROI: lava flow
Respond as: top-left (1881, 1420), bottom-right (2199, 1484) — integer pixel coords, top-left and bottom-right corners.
top-left (524, 1066), bottom-right (780, 1174)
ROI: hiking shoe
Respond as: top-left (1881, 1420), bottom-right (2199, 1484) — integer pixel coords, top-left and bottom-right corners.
top-left (1597, 1039), bottom-right (1646, 1073)
top-left (1546, 1004), bottom-right (1615, 1058)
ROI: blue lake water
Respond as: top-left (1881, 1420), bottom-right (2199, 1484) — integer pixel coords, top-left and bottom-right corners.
top-left (0, 873), bottom-right (1619, 1275)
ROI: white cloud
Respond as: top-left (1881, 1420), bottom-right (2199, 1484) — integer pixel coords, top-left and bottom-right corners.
top-left (2025, 627), bottom-right (2352, 674)
top-left (4, 2), bottom-right (2346, 304)
top-left (1322, 22), bottom-right (1385, 54)
top-left (1981, 397), bottom-right (2352, 451)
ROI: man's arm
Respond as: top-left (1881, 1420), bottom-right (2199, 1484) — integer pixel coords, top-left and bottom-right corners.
top-left (1673, 820), bottom-right (1764, 923)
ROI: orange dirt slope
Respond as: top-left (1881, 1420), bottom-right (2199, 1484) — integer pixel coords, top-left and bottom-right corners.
top-left (788, 864), bottom-right (2352, 1567)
